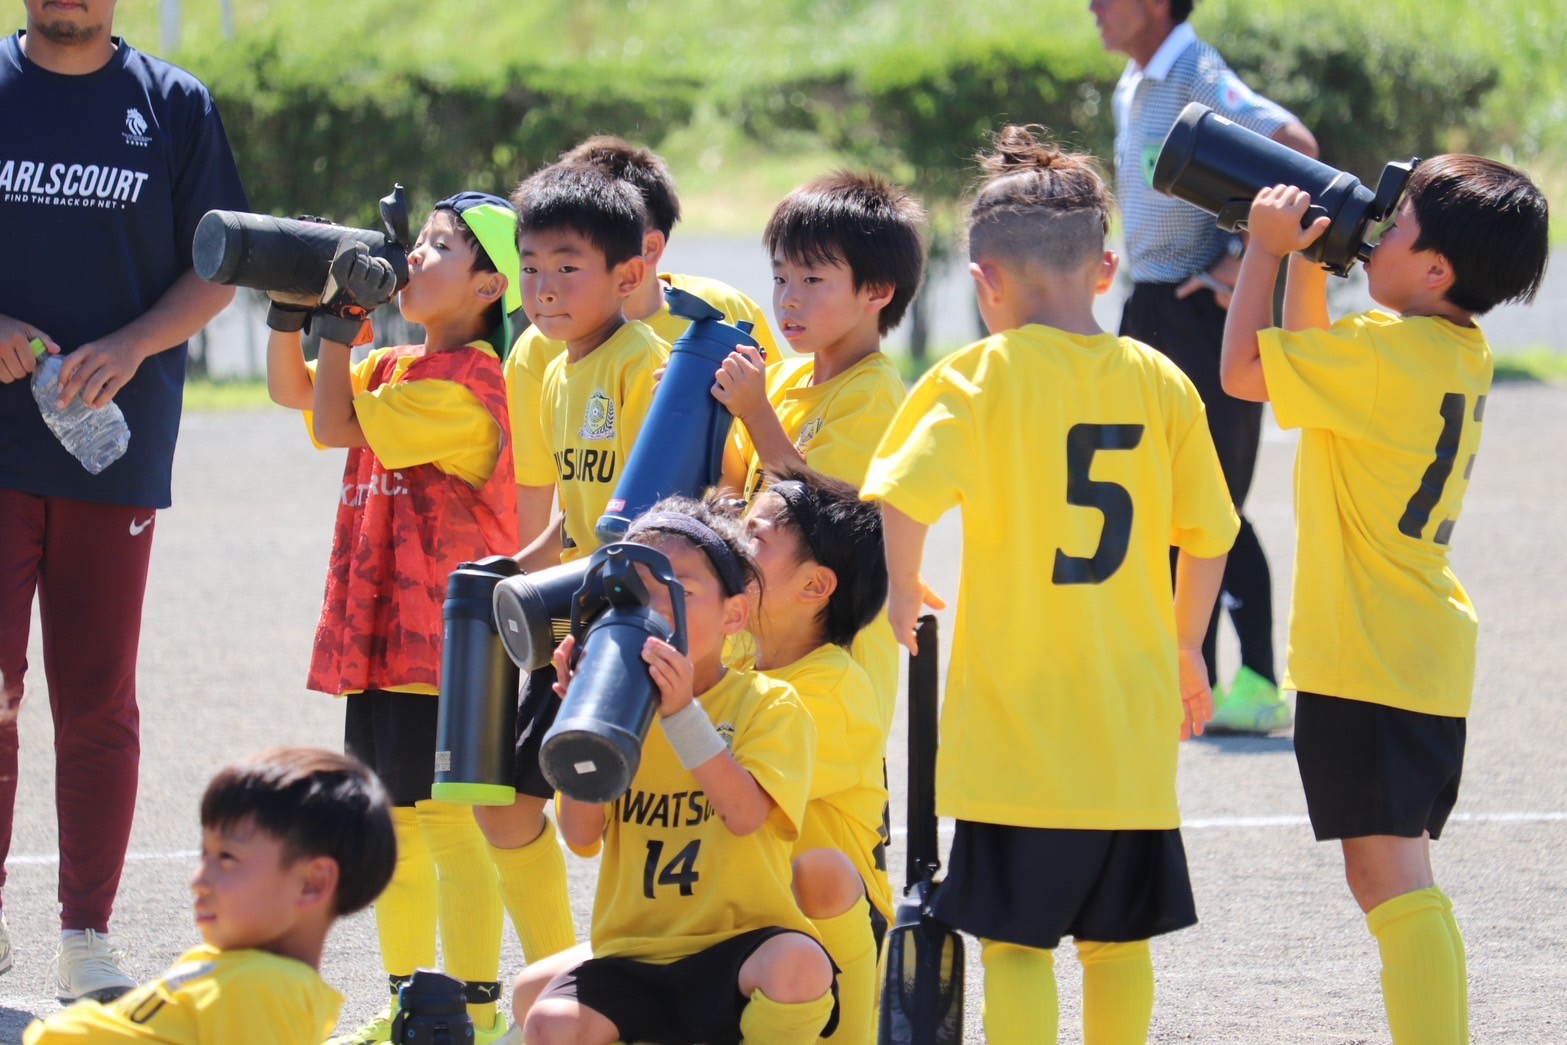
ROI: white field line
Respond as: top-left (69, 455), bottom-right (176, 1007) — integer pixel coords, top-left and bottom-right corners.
top-left (4, 811), bottom-right (1563, 861)
top-left (892, 809), bottom-right (1567, 839)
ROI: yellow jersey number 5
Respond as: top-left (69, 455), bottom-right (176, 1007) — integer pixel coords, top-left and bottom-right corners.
top-left (1052, 423), bottom-right (1145, 585)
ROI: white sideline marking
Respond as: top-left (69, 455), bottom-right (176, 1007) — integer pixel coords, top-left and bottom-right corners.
top-left (5, 812), bottom-right (1564, 863)
top-left (891, 810), bottom-right (1567, 839)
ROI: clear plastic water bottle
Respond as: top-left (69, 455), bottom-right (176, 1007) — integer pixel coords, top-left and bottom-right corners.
top-left (29, 338), bottom-right (131, 475)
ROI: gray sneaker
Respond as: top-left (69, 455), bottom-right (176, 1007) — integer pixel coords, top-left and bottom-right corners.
top-left (0, 912), bottom-right (12, 977)
top-left (53, 930), bottom-right (135, 1003)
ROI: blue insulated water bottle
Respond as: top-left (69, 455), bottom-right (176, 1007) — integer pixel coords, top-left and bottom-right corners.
top-left (540, 543), bottom-right (688, 804)
top-left (594, 288), bottom-right (757, 543)
top-left (433, 556), bottom-right (522, 806)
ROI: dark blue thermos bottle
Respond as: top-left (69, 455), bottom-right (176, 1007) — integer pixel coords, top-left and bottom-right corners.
top-left (432, 556), bottom-right (522, 806)
top-left (595, 287), bottom-right (758, 543)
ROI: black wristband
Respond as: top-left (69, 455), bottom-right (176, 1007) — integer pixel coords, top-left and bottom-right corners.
top-left (313, 311), bottom-right (366, 346)
top-left (266, 301), bottom-right (311, 333)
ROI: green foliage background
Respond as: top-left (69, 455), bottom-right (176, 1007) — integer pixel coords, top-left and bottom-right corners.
top-left (5, 0), bottom-right (1559, 232)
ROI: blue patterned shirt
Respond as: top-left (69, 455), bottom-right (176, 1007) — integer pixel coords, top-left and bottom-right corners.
top-left (1113, 24), bottom-right (1295, 284)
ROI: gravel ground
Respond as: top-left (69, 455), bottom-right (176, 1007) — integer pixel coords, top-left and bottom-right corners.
top-left (1, 382), bottom-right (1563, 1043)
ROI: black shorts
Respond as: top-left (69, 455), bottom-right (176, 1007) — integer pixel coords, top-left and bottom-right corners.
top-left (539, 927), bottom-right (839, 1044)
top-left (929, 820), bottom-right (1197, 951)
top-left (512, 664), bottom-right (561, 800)
top-left (1294, 692), bottom-right (1465, 841)
top-left (344, 690), bottom-right (439, 807)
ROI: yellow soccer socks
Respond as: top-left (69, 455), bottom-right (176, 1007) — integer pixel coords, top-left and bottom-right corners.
top-left (812, 896), bottom-right (877, 1041)
top-left (1367, 887), bottom-right (1466, 1044)
top-left (980, 940), bottom-right (1058, 1045)
top-left (418, 800), bottom-right (505, 1029)
top-left (1435, 888), bottom-right (1470, 1042)
top-left (1077, 939), bottom-right (1154, 1045)
top-left (378, 806), bottom-right (437, 983)
top-left (488, 814), bottom-right (577, 963)
top-left (737, 986), bottom-right (836, 1044)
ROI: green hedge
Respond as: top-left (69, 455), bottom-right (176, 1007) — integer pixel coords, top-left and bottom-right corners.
top-left (199, 34), bottom-right (697, 228)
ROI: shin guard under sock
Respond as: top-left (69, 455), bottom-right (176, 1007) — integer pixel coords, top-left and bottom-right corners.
top-left (980, 939), bottom-right (1057, 1045)
top-left (812, 897), bottom-right (876, 1042)
top-left (1367, 887), bottom-right (1464, 1044)
top-left (737, 987), bottom-right (835, 1044)
top-left (418, 800), bottom-right (504, 1027)
top-left (378, 807), bottom-right (437, 980)
top-left (1077, 938), bottom-right (1154, 1045)
top-left (488, 815), bottom-right (576, 963)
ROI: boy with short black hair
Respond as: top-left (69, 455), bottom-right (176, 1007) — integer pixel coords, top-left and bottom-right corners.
top-left (506, 136), bottom-right (778, 550)
top-left (475, 161), bottom-right (671, 976)
top-left (1220, 154), bottom-right (1550, 1044)
top-left (24, 748), bottom-right (396, 1044)
top-left (862, 126), bottom-right (1237, 1044)
top-left (716, 170), bottom-right (927, 734)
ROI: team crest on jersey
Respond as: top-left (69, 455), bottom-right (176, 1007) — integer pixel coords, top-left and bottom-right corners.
top-left (122, 108), bottom-right (152, 147)
top-left (794, 417), bottom-right (824, 452)
top-left (579, 389), bottom-right (617, 440)
top-left (716, 722), bottom-right (736, 751)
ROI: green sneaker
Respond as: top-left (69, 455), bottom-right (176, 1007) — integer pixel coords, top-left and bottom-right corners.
top-left (327, 1000), bottom-right (396, 1045)
top-left (475, 1013), bottom-right (521, 1045)
top-left (1208, 667), bottom-right (1292, 734)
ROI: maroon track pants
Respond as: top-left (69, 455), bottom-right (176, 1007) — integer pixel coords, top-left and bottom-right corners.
top-left (0, 489), bottom-right (152, 932)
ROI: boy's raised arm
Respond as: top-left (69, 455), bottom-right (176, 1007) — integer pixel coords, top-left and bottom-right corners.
top-left (266, 328), bottom-right (315, 411)
top-left (714, 345), bottom-right (804, 478)
top-left (1221, 186), bottom-right (1332, 403)
top-left (1282, 254), bottom-right (1333, 334)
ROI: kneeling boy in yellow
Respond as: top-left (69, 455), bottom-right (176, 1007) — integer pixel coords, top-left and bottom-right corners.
top-left (1220, 157), bottom-right (1549, 1045)
top-left (25, 748), bottom-right (395, 1045)
top-left (862, 127), bottom-right (1237, 1044)
top-left (743, 466), bottom-right (893, 1042)
top-left (523, 497), bottom-right (836, 1044)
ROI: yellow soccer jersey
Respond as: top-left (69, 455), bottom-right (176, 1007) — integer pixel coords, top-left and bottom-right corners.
top-left (1259, 311), bottom-right (1492, 718)
top-left (24, 946), bottom-right (342, 1045)
top-left (505, 274), bottom-right (781, 482)
top-left (584, 667), bottom-right (818, 964)
top-left (516, 321), bottom-right (669, 562)
top-left (306, 343), bottom-right (503, 487)
top-left (762, 644), bottom-right (893, 920)
top-left (862, 326), bottom-right (1238, 830)
top-left (734, 352), bottom-right (907, 731)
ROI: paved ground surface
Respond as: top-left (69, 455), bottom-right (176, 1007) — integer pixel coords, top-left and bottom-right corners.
top-left (2, 382), bottom-right (1564, 1042)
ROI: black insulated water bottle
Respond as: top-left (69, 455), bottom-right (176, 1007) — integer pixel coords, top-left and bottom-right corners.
top-left (541, 543), bottom-right (688, 804)
top-left (193, 184), bottom-right (412, 299)
top-left (433, 556), bottom-right (522, 806)
top-left (594, 288), bottom-right (755, 543)
top-left (1152, 102), bottom-right (1417, 277)
top-left (491, 558), bottom-right (595, 673)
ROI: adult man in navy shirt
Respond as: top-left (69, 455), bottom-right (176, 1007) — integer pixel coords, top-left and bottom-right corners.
top-left (0, 0), bottom-right (247, 1001)
top-left (1093, 0), bottom-right (1316, 734)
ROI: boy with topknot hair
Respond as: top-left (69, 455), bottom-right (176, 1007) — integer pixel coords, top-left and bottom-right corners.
top-left (862, 126), bottom-right (1238, 1044)
top-left (1221, 154), bottom-right (1549, 1045)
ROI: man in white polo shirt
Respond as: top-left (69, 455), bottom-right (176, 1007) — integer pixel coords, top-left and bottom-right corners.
top-left (1093, 0), bottom-right (1316, 734)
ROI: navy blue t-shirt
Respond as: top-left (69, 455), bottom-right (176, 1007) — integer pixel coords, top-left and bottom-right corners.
top-left (0, 32), bottom-right (247, 508)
